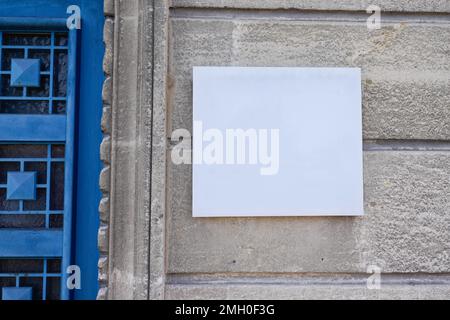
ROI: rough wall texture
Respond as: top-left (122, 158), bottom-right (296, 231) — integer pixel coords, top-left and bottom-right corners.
top-left (104, 0), bottom-right (450, 299)
top-left (99, 0), bottom-right (154, 299)
top-left (97, 0), bottom-right (115, 300)
top-left (171, 0), bottom-right (450, 12)
top-left (165, 1), bottom-right (450, 299)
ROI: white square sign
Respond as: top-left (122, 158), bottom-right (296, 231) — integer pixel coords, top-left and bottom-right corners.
top-left (192, 67), bottom-right (363, 217)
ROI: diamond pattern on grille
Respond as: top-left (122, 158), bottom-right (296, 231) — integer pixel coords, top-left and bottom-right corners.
top-left (0, 32), bottom-right (69, 300)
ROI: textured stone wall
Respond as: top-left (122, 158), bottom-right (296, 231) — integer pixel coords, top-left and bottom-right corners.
top-left (103, 0), bottom-right (450, 299)
top-left (165, 0), bottom-right (450, 299)
top-left (99, 0), bottom-right (154, 300)
top-left (97, 0), bottom-right (114, 300)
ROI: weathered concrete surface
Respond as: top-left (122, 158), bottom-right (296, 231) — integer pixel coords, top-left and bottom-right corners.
top-left (150, 0), bottom-right (170, 300)
top-left (101, 0), bottom-right (168, 300)
top-left (104, 0), bottom-right (152, 300)
top-left (166, 14), bottom-right (450, 277)
top-left (170, 0), bottom-right (450, 13)
top-left (360, 151), bottom-right (450, 272)
top-left (103, 0), bottom-right (450, 300)
top-left (167, 151), bottom-right (450, 273)
top-left (98, 2), bottom-right (115, 300)
top-left (169, 19), bottom-right (450, 140)
top-left (362, 76), bottom-right (450, 140)
top-left (166, 283), bottom-right (450, 300)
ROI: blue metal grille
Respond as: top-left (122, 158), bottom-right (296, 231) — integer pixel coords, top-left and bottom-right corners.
top-left (0, 144), bottom-right (65, 227)
top-left (0, 31), bottom-right (68, 114)
top-left (0, 28), bottom-right (76, 300)
top-left (0, 258), bottom-right (62, 300)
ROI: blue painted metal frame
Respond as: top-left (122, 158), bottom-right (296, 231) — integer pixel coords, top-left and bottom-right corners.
top-left (10, 58), bottom-right (41, 87)
top-left (61, 27), bottom-right (77, 300)
top-left (0, 115), bottom-right (66, 141)
top-left (0, 17), bottom-right (68, 30)
top-left (2, 287), bottom-right (33, 300)
top-left (0, 21), bottom-right (76, 300)
top-left (6, 171), bottom-right (37, 200)
top-left (0, 0), bottom-right (103, 300)
top-left (0, 230), bottom-right (63, 257)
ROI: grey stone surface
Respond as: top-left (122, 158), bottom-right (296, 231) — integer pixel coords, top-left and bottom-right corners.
top-left (99, 4), bottom-right (115, 299)
top-left (166, 283), bottom-right (450, 300)
top-left (104, 0), bottom-right (114, 16)
top-left (97, 287), bottom-right (108, 300)
top-left (101, 0), bottom-right (450, 300)
top-left (103, 0), bottom-right (152, 300)
top-left (167, 151), bottom-right (450, 273)
top-left (358, 151), bottom-right (450, 272)
top-left (171, 0), bottom-right (450, 13)
top-left (101, 105), bottom-right (111, 134)
top-left (362, 76), bottom-right (450, 139)
top-left (169, 18), bottom-right (450, 140)
top-left (99, 136), bottom-right (111, 162)
top-left (98, 256), bottom-right (108, 282)
top-left (98, 225), bottom-right (109, 253)
top-left (102, 76), bottom-right (112, 105)
top-left (98, 166), bottom-right (110, 193)
top-left (98, 197), bottom-right (110, 222)
top-left (103, 18), bottom-right (114, 77)
top-left (150, 0), bottom-right (170, 300)
top-left (166, 12), bottom-right (450, 279)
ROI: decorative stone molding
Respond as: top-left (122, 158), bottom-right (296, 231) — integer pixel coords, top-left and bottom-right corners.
top-left (97, 0), bottom-right (115, 300)
top-left (98, 0), bottom-right (167, 300)
top-left (98, 0), bottom-right (450, 301)
top-left (149, 0), bottom-right (169, 300)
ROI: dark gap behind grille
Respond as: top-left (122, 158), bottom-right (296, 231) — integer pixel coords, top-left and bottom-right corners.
top-left (0, 214), bottom-right (45, 228)
top-left (0, 145), bottom-right (47, 158)
top-left (3, 33), bottom-right (51, 46)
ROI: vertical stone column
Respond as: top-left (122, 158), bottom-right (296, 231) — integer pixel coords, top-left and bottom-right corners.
top-left (99, 0), bottom-right (162, 299)
top-left (149, 0), bottom-right (169, 300)
top-left (101, 0), bottom-right (450, 300)
top-left (97, 0), bottom-right (115, 300)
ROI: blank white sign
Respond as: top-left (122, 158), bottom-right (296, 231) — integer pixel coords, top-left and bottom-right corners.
top-left (193, 67), bottom-right (363, 217)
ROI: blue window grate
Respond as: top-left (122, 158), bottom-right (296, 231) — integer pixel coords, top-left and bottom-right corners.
top-left (0, 31), bottom-right (69, 114)
top-left (0, 144), bottom-right (65, 227)
top-left (0, 258), bottom-right (62, 300)
top-left (0, 27), bottom-right (77, 300)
